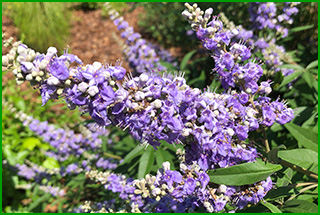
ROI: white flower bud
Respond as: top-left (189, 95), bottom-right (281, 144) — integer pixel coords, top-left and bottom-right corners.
top-left (25, 74), bottom-right (33, 81)
top-left (265, 87), bottom-right (272, 94)
top-left (16, 79), bottom-right (24, 85)
top-left (134, 91), bottom-right (145, 101)
top-left (152, 188), bottom-right (161, 195)
top-left (17, 44), bottom-right (28, 55)
top-left (109, 80), bottom-right (115, 86)
top-left (162, 161), bottom-right (170, 171)
top-left (65, 79), bottom-right (71, 86)
top-left (245, 88), bottom-right (252, 94)
top-left (227, 128), bottom-right (234, 137)
top-left (78, 82), bottom-right (89, 93)
top-left (181, 128), bottom-right (191, 137)
top-left (139, 73), bottom-right (148, 83)
top-left (39, 60), bottom-right (49, 70)
top-left (151, 99), bottom-right (162, 109)
top-left (38, 71), bottom-right (44, 76)
top-left (218, 184), bottom-right (227, 193)
top-left (17, 73), bottom-right (23, 79)
top-left (47, 47), bottom-right (58, 55)
top-left (12, 69), bottom-right (18, 75)
top-left (2, 55), bottom-right (9, 66)
top-left (180, 163), bottom-right (188, 171)
top-left (87, 86), bottom-right (99, 97)
top-left (93, 62), bottom-right (102, 71)
top-left (57, 88), bottom-right (64, 95)
top-left (47, 76), bottom-right (60, 85)
top-left (32, 71), bottom-right (38, 77)
top-left (35, 76), bottom-right (42, 82)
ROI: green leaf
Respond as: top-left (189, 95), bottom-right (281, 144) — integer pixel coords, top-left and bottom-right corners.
top-left (290, 24), bottom-right (314, 33)
top-left (28, 193), bottom-right (51, 211)
top-left (121, 145), bottom-right (144, 165)
top-left (277, 70), bottom-right (303, 88)
top-left (42, 157), bottom-right (60, 169)
top-left (208, 160), bottom-right (282, 186)
top-left (278, 149), bottom-right (318, 174)
top-left (264, 186), bottom-right (296, 201)
top-left (22, 137), bottom-right (41, 151)
top-left (302, 71), bottom-right (316, 90)
top-left (260, 201), bottom-right (282, 213)
top-left (159, 61), bottom-right (176, 71)
top-left (180, 50), bottom-right (197, 70)
top-left (277, 168), bottom-right (293, 187)
top-left (138, 146), bottom-right (154, 179)
top-left (283, 199), bottom-right (318, 213)
top-left (284, 123), bottom-right (318, 152)
top-left (278, 64), bottom-right (304, 71)
top-left (16, 150), bottom-right (29, 164)
top-left (306, 60), bottom-right (318, 70)
top-left (267, 145), bottom-right (286, 164)
top-left (155, 148), bottom-right (165, 168)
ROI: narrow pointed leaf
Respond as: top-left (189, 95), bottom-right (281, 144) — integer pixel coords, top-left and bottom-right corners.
top-left (138, 146), bottom-right (154, 179)
top-left (284, 123), bottom-right (318, 152)
top-left (208, 160), bottom-right (282, 186)
top-left (261, 201), bottom-right (282, 213)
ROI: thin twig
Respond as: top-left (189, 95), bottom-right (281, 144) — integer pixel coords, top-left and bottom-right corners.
top-left (280, 160), bottom-right (318, 180)
top-left (286, 183), bottom-right (318, 202)
top-left (103, 152), bottom-right (122, 160)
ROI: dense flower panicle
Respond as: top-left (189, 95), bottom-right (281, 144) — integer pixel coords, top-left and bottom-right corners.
top-left (104, 3), bottom-right (177, 75)
top-left (86, 159), bottom-right (273, 212)
top-left (4, 32), bottom-right (294, 172)
top-left (249, 2), bottom-right (300, 38)
top-left (219, 3), bottom-right (299, 78)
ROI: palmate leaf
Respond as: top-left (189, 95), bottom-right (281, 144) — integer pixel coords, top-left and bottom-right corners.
top-left (208, 159), bottom-right (282, 186)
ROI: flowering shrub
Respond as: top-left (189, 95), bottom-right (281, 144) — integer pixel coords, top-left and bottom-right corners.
top-left (2, 2), bottom-right (318, 213)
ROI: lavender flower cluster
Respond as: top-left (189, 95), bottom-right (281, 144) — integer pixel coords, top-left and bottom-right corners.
top-left (105, 3), bottom-right (177, 75)
top-left (219, 3), bottom-right (299, 77)
top-left (3, 100), bottom-right (120, 198)
top-left (249, 2), bottom-right (300, 38)
top-left (85, 154), bottom-right (273, 213)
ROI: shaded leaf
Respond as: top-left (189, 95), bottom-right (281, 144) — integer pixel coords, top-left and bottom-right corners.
top-left (138, 146), bottom-right (154, 179)
top-left (277, 70), bottom-right (303, 88)
top-left (290, 24), bottom-right (314, 33)
top-left (121, 145), bottom-right (144, 165)
top-left (261, 201), bottom-right (282, 213)
top-left (180, 50), bottom-right (197, 70)
top-left (283, 199), bottom-right (318, 213)
top-left (284, 123), bottom-right (318, 152)
top-left (306, 60), bottom-right (318, 70)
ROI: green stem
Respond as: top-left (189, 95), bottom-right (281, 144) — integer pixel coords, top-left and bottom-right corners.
top-left (103, 152), bottom-right (122, 160)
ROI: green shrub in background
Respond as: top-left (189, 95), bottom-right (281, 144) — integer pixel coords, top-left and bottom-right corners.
top-left (136, 2), bottom-right (198, 50)
top-left (7, 2), bottom-right (70, 53)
